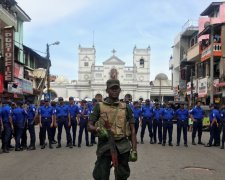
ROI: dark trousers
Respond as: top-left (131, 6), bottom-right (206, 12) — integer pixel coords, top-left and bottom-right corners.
top-left (222, 122), bottom-right (225, 144)
top-left (208, 123), bottom-right (219, 145)
top-left (57, 117), bottom-right (72, 144)
top-left (140, 118), bottom-right (153, 140)
top-left (153, 120), bottom-right (162, 143)
top-left (2, 123), bottom-right (12, 149)
top-left (93, 151), bottom-right (130, 180)
top-left (51, 127), bottom-right (56, 141)
top-left (41, 118), bottom-right (53, 143)
top-left (39, 126), bottom-right (45, 145)
top-left (163, 121), bottom-right (173, 144)
top-left (177, 121), bottom-right (188, 144)
top-left (70, 118), bottom-right (77, 144)
top-left (134, 119), bottom-right (139, 134)
top-left (78, 120), bottom-right (89, 145)
top-left (192, 120), bottom-right (203, 142)
top-left (14, 126), bottom-right (24, 149)
top-left (28, 122), bottom-right (36, 146)
top-left (91, 132), bottom-right (96, 144)
top-left (21, 122), bottom-right (27, 148)
top-left (21, 121), bottom-right (36, 147)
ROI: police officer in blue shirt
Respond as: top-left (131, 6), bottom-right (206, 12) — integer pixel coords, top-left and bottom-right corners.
top-left (39, 98), bottom-right (55, 149)
top-left (161, 102), bottom-right (174, 146)
top-left (220, 104), bottom-right (225, 149)
top-left (132, 101), bottom-right (142, 135)
top-left (190, 101), bottom-right (205, 145)
top-left (140, 99), bottom-right (154, 144)
top-left (153, 102), bottom-right (163, 144)
top-left (1, 100), bottom-right (13, 153)
top-left (205, 104), bottom-right (220, 147)
top-left (24, 100), bottom-right (36, 150)
top-left (56, 97), bottom-right (72, 148)
top-left (68, 97), bottom-right (79, 146)
top-left (50, 101), bottom-right (57, 144)
top-left (90, 98), bottom-right (97, 146)
top-left (13, 102), bottom-right (27, 151)
top-left (175, 103), bottom-right (189, 147)
top-left (78, 100), bottom-right (90, 147)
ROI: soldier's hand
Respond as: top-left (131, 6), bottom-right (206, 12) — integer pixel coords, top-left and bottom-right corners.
top-left (97, 127), bottom-right (109, 139)
top-left (50, 123), bottom-right (53, 128)
top-left (129, 149), bottom-right (138, 162)
top-left (39, 123), bottom-right (42, 128)
top-left (68, 122), bottom-right (71, 127)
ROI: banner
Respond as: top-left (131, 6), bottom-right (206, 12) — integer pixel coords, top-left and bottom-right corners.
top-left (3, 26), bottom-right (14, 82)
top-left (0, 74), bottom-right (3, 93)
top-left (8, 78), bottom-right (23, 94)
top-left (22, 79), bottom-right (33, 94)
top-left (14, 63), bottom-right (24, 79)
top-left (198, 77), bottom-right (208, 98)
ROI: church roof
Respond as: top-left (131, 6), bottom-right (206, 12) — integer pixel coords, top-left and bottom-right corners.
top-left (103, 55), bottom-right (125, 65)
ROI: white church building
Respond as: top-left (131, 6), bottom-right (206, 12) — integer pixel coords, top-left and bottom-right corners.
top-left (50, 45), bottom-right (174, 101)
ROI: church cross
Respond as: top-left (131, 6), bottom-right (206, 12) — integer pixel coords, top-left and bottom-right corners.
top-left (112, 49), bottom-right (116, 56)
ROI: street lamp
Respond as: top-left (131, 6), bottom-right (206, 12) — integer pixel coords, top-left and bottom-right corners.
top-left (46, 41), bottom-right (60, 99)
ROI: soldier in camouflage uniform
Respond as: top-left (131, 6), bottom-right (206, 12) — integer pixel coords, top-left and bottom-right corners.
top-left (88, 79), bottom-right (137, 180)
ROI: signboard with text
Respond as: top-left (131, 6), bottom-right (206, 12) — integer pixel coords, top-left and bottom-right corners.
top-left (198, 77), bottom-right (208, 98)
top-left (3, 26), bottom-right (14, 82)
top-left (8, 78), bottom-right (23, 94)
top-left (22, 79), bottom-right (33, 94)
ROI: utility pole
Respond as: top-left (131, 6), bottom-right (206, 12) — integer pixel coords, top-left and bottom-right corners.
top-left (210, 25), bottom-right (214, 104)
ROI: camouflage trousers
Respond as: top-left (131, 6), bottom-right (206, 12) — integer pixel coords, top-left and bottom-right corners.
top-left (93, 150), bottom-right (130, 180)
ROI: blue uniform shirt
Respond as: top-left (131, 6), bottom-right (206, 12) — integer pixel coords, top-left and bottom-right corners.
top-left (13, 107), bottom-right (27, 128)
top-left (27, 104), bottom-right (36, 120)
top-left (190, 106), bottom-right (204, 120)
top-left (56, 105), bottom-right (69, 117)
top-left (2, 105), bottom-right (12, 123)
top-left (68, 104), bottom-right (79, 118)
top-left (162, 108), bottom-right (174, 121)
top-left (175, 108), bottom-right (189, 121)
top-left (79, 106), bottom-right (90, 122)
top-left (209, 109), bottom-right (220, 122)
top-left (0, 107), bottom-right (2, 121)
top-left (153, 108), bottom-right (163, 120)
top-left (141, 105), bottom-right (154, 119)
top-left (221, 110), bottom-right (225, 122)
top-left (39, 106), bottom-right (55, 118)
top-left (132, 107), bottom-right (142, 121)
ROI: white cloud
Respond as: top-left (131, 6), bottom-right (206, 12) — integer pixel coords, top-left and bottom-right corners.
top-left (18, 0), bottom-right (91, 26)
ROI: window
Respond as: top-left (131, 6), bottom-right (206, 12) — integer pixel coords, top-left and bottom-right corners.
top-left (140, 59), bottom-right (144, 68)
top-left (84, 62), bottom-right (89, 66)
top-left (126, 74), bottom-right (132, 78)
top-left (95, 73), bottom-right (102, 78)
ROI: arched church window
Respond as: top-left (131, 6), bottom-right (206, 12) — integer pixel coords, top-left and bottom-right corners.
top-left (140, 59), bottom-right (144, 68)
top-left (84, 62), bottom-right (89, 66)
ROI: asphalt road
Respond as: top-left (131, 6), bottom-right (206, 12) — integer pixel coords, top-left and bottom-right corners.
top-left (0, 126), bottom-right (225, 180)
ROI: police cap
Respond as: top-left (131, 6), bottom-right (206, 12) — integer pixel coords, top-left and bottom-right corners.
top-left (69, 96), bottom-right (74, 100)
top-left (106, 79), bottom-right (120, 89)
top-left (58, 97), bottom-right (64, 101)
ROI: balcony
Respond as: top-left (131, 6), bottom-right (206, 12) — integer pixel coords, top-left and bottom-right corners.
top-left (0, 5), bottom-right (17, 29)
top-left (187, 43), bottom-right (200, 61)
top-left (201, 43), bottom-right (222, 62)
top-left (181, 20), bottom-right (198, 37)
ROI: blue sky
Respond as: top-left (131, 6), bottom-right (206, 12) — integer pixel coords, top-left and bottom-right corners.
top-left (18, 0), bottom-right (220, 81)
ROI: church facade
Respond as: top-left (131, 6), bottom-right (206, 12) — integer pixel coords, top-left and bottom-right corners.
top-left (51, 45), bottom-right (153, 100)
